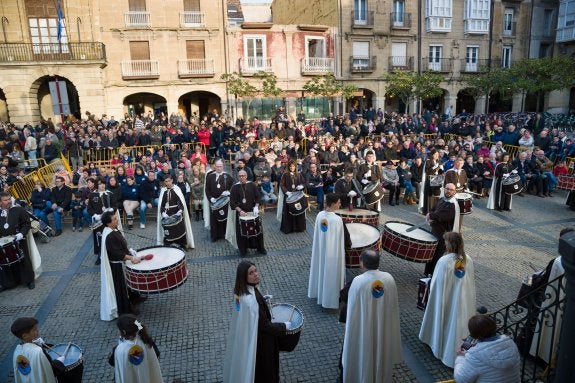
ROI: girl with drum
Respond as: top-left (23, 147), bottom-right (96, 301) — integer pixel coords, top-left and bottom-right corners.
top-left (223, 261), bottom-right (289, 383)
top-left (419, 232), bottom-right (476, 368)
top-left (109, 314), bottom-right (163, 383)
top-left (278, 160), bottom-right (306, 234)
top-left (487, 153), bottom-right (515, 211)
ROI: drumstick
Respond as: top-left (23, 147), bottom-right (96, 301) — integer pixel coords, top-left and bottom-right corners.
top-left (405, 221), bottom-right (429, 233)
top-left (288, 305), bottom-right (296, 322)
top-left (63, 342), bottom-right (72, 359)
top-left (463, 189), bottom-right (482, 197)
top-left (42, 344), bottom-right (63, 357)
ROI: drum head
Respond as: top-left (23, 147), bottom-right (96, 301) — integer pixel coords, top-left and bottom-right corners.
top-left (129, 246), bottom-right (186, 271)
top-left (385, 221), bottom-right (437, 243)
top-left (0, 236), bottom-right (14, 246)
top-left (285, 191), bottom-right (304, 204)
top-left (162, 215), bottom-right (183, 226)
top-left (334, 209), bottom-right (378, 218)
top-left (212, 196), bottom-right (229, 210)
top-left (455, 192), bottom-right (472, 200)
top-left (271, 303), bottom-right (304, 332)
top-left (239, 213), bottom-right (259, 221)
top-left (346, 223), bottom-right (380, 248)
top-left (46, 343), bottom-right (83, 368)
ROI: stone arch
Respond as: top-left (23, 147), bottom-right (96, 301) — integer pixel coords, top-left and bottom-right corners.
top-left (30, 75), bottom-right (81, 120)
top-left (123, 93), bottom-right (168, 119)
top-left (177, 91), bottom-right (222, 122)
top-left (0, 88), bottom-right (9, 122)
top-left (422, 88), bottom-right (449, 115)
top-left (456, 88), bottom-right (477, 114)
top-left (347, 88), bottom-right (375, 114)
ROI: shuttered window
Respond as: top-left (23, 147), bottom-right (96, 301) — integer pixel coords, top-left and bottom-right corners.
top-left (183, 0), bottom-right (200, 11)
top-left (128, 0), bottom-right (146, 11)
top-left (186, 40), bottom-right (205, 59)
top-left (129, 41), bottom-right (150, 60)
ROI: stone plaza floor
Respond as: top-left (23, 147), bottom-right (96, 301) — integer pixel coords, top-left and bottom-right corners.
top-left (0, 191), bottom-right (573, 382)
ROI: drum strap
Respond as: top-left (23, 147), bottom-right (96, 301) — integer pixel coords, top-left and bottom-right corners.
top-left (109, 260), bottom-right (124, 264)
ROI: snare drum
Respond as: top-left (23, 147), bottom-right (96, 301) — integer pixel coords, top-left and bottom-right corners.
top-left (428, 174), bottom-right (445, 188)
top-left (46, 343), bottom-right (84, 380)
top-left (455, 192), bottom-right (473, 215)
top-left (162, 214), bottom-right (186, 243)
top-left (345, 223), bottom-right (381, 268)
top-left (502, 174), bottom-right (523, 195)
top-left (334, 209), bottom-right (379, 227)
top-left (362, 182), bottom-right (384, 205)
top-left (124, 246), bottom-right (188, 294)
top-left (271, 303), bottom-right (304, 352)
top-left (0, 236), bottom-right (23, 266)
top-left (286, 191), bottom-right (308, 216)
top-left (239, 213), bottom-right (262, 238)
top-left (211, 196), bottom-right (229, 222)
top-left (381, 221), bottom-right (438, 263)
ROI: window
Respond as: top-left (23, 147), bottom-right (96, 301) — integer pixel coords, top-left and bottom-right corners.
top-left (465, 46), bottom-right (478, 71)
top-left (352, 41), bottom-right (370, 69)
top-left (183, 0), bottom-right (200, 11)
top-left (306, 37), bottom-right (326, 59)
top-left (25, 0), bottom-right (69, 54)
top-left (244, 35), bottom-right (266, 69)
top-left (129, 0), bottom-right (146, 11)
top-left (391, 42), bottom-right (407, 67)
top-left (502, 46), bottom-right (512, 68)
top-left (427, 0), bottom-right (452, 17)
top-left (186, 40), bottom-right (205, 59)
top-left (130, 41), bottom-right (150, 60)
top-left (393, 0), bottom-right (405, 26)
top-left (465, 0), bottom-right (489, 19)
top-left (354, 0), bottom-right (368, 24)
top-left (428, 45), bottom-right (442, 71)
top-left (539, 43), bottom-right (551, 58)
top-left (503, 8), bottom-right (514, 35)
top-left (543, 9), bottom-right (554, 37)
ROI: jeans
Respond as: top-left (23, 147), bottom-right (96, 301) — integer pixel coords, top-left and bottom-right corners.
top-left (544, 172), bottom-right (558, 192)
top-left (83, 207), bottom-right (92, 226)
top-left (27, 150), bottom-right (38, 167)
top-left (403, 180), bottom-right (414, 194)
top-left (139, 198), bottom-right (158, 225)
top-left (308, 187), bottom-right (325, 209)
top-left (33, 202), bottom-right (50, 225)
top-left (52, 205), bottom-right (64, 230)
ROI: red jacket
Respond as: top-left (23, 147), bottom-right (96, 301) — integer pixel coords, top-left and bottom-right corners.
top-left (197, 128), bottom-right (211, 146)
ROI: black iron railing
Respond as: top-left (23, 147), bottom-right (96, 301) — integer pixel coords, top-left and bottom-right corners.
top-left (0, 42), bottom-right (106, 63)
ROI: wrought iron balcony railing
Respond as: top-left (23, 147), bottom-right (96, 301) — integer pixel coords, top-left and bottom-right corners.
top-left (351, 10), bottom-right (374, 28)
top-left (459, 58), bottom-right (491, 73)
top-left (121, 60), bottom-right (159, 79)
top-left (388, 56), bottom-right (414, 71)
top-left (390, 12), bottom-right (412, 29)
top-left (426, 58), bottom-right (453, 73)
top-left (239, 57), bottom-right (272, 75)
top-left (350, 55), bottom-right (376, 73)
top-left (0, 42), bottom-right (106, 63)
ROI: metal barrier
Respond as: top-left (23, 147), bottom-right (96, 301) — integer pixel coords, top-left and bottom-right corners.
top-left (8, 158), bottom-right (69, 204)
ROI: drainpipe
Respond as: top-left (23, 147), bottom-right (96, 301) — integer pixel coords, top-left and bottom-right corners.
top-left (221, 0), bottom-right (231, 118)
top-left (417, 0), bottom-right (422, 113)
top-left (487, 0), bottom-right (494, 114)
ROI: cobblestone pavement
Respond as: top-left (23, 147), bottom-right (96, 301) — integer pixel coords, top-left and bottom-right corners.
top-left (1, 191), bottom-right (573, 382)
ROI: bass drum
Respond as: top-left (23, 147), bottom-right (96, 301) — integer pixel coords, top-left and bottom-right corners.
top-left (125, 246), bottom-right (188, 294)
top-left (285, 191), bottom-right (308, 216)
top-left (211, 196), bottom-right (229, 222)
top-left (362, 182), bottom-right (384, 205)
top-left (271, 303), bottom-right (304, 352)
top-left (162, 214), bottom-right (186, 243)
top-left (502, 174), bottom-right (523, 195)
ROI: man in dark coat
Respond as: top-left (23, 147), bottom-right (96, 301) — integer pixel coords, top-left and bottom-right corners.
top-left (49, 176), bottom-right (71, 236)
top-left (205, 160), bottom-right (234, 242)
top-left (424, 184), bottom-right (457, 276)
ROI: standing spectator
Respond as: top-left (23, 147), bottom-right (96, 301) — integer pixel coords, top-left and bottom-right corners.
top-left (139, 171), bottom-right (160, 229)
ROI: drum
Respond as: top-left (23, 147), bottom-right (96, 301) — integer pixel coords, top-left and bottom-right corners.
top-left (285, 191), bottom-right (308, 216)
top-left (362, 182), bottom-right (384, 204)
top-left (124, 246), bottom-right (188, 294)
top-left (271, 303), bottom-right (304, 352)
top-left (428, 174), bottom-right (445, 188)
top-left (211, 196), bottom-right (229, 222)
top-left (0, 236), bottom-right (23, 266)
top-left (334, 208), bottom-right (379, 227)
top-left (502, 174), bottom-right (523, 195)
top-left (239, 214), bottom-right (262, 238)
top-left (162, 214), bottom-right (186, 243)
top-left (45, 343), bottom-right (84, 380)
top-left (345, 223), bottom-right (381, 268)
top-left (417, 277), bottom-right (431, 310)
top-left (455, 192), bottom-right (473, 215)
top-left (381, 221), bottom-right (438, 263)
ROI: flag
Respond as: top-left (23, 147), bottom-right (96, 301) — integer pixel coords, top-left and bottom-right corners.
top-left (57, 0), bottom-right (64, 42)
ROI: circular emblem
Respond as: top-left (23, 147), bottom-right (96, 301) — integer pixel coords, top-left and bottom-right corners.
top-left (320, 219), bottom-right (328, 232)
top-left (371, 280), bottom-right (384, 298)
top-left (374, 191), bottom-right (380, 197)
top-left (219, 210), bottom-right (225, 216)
top-left (514, 185), bottom-right (519, 190)
top-left (16, 355), bottom-right (31, 375)
top-left (454, 259), bottom-right (465, 279)
top-left (128, 345), bottom-right (145, 365)
top-left (234, 295), bottom-right (241, 312)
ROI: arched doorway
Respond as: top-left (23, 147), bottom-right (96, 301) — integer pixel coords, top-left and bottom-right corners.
top-left (0, 89), bottom-right (8, 122)
top-left (524, 92), bottom-right (545, 112)
top-left (347, 88), bottom-right (375, 115)
top-left (570, 86), bottom-right (575, 114)
top-left (422, 89), bottom-right (448, 115)
top-left (488, 91), bottom-right (512, 113)
top-left (456, 88), bottom-right (476, 114)
top-left (32, 76), bottom-right (81, 120)
top-left (178, 91), bottom-right (221, 122)
top-left (123, 93), bottom-right (167, 119)
top-left (384, 93), bottom-right (406, 114)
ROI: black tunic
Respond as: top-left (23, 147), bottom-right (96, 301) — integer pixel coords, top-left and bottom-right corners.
top-left (205, 172), bottom-right (234, 241)
top-left (493, 162), bottom-right (513, 210)
top-left (0, 206), bottom-right (34, 288)
top-left (424, 197), bottom-right (455, 276)
top-left (280, 172), bottom-right (306, 234)
top-left (333, 178), bottom-right (360, 209)
top-left (105, 230), bottom-right (134, 316)
top-left (159, 187), bottom-right (186, 247)
top-left (230, 182), bottom-right (264, 254)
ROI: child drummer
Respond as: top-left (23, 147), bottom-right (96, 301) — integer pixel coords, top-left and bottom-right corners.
top-left (11, 317), bottom-right (66, 383)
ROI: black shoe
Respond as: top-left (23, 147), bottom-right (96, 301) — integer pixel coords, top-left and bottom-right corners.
top-left (27, 282), bottom-right (35, 290)
top-left (239, 251), bottom-right (246, 257)
top-left (517, 193), bottom-right (524, 197)
top-left (55, 229), bottom-right (62, 236)
top-left (259, 249), bottom-right (268, 255)
top-left (128, 224), bottom-right (133, 230)
top-left (95, 257), bottom-right (101, 265)
top-left (389, 202), bottom-right (395, 206)
top-left (0, 285), bottom-right (7, 293)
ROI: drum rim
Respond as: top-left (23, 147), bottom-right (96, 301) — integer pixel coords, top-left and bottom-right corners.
top-left (346, 222), bottom-right (381, 249)
top-left (455, 192), bottom-right (473, 199)
top-left (383, 220), bottom-right (437, 244)
top-left (127, 246), bottom-right (186, 272)
top-left (238, 214), bottom-right (261, 221)
top-left (125, 262), bottom-right (188, 294)
top-left (211, 196), bottom-right (230, 210)
top-left (0, 235), bottom-right (16, 246)
top-left (161, 215), bottom-right (184, 226)
top-left (285, 190), bottom-right (305, 203)
top-left (46, 343), bottom-right (84, 370)
top-left (334, 208), bottom-right (379, 217)
top-left (271, 303), bottom-right (304, 334)
top-left (362, 182), bottom-right (380, 193)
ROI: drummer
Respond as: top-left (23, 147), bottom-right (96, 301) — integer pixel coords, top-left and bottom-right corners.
top-left (444, 157), bottom-right (467, 193)
top-left (88, 177), bottom-right (118, 265)
top-left (156, 174), bottom-right (194, 249)
top-left (356, 150), bottom-right (382, 210)
top-left (278, 160), bottom-right (306, 234)
top-left (11, 317), bottom-right (66, 383)
top-left (223, 261), bottom-right (289, 383)
top-left (100, 211), bottom-right (145, 321)
top-left (205, 159), bottom-right (234, 242)
top-left (334, 167), bottom-right (361, 209)
top-left (227, 170), bottom-right (267, 256)
top-left (420, 149), bottom-right (443, 215)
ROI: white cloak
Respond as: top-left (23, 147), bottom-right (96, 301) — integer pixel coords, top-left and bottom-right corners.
top-left (224, 206), bottom-right (237, 249)
top-left (27, 231), bottom-right (42, 279)
top-left (100, 226), bottom-right (118, 321)
top-left (445, 195), bottom-right (461, 233)
top-left (487, 164), bottom-right (512, 210)
top-left (156, 185), bottom-right (194, 249)
top-left (529, 256), bottom-right (564, 362)
top-left (276, 188), bottom-right (284, 222)
top-left (223, 285), bottom-right (259, 383)
top-left (203, 169), bottom-right (213, 228)
top-left (307, 210), bottom-right (346, 309)
top-left (419, 253), bottom-right (476, 368)
top-left (13, 342), bottom-right (56, 383)
top-left (114, 335), bottom-right (164, 383)
top-left (342, 270), bottom-right (402, 383)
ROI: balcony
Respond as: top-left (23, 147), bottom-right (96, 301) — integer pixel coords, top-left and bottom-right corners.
top-left (239, 57), bottom-right (272, 75)
top-left (180, 11), bottom-right (205, 28)
top-left (388, 56), bottom-right (414, 71)
top-left (464, 18), bottom-right (489, 34)
top-left (350, 56), bottom-right (376, 73)
top-left (459, 59), bottom-right (490, 73)
top-left (124, 11), bottom-right (151, 28)
top-left (390, 12), bottom-right (412, 30)
top-left (351, 10), bottom-right (374, 28)
top-left (426, 58), bottom-right (453, 73)
top-left (301, 57), bottom-right (334, 75)
top-left (0, 42), bottom-right (106, 64)
top-left (178, 59), bottom-right (214, 78)
top-left (121, 60), bottom-right (159, 79)
top-left (556, 26), bottom-right (575, 43)
top-left (426, 16), bottom-right (452, 32)
top-left (503, 22), bottom-right (517, 37)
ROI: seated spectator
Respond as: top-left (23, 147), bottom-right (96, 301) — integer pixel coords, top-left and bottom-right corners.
top-left (258, 175), bottom-right (277, 205)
